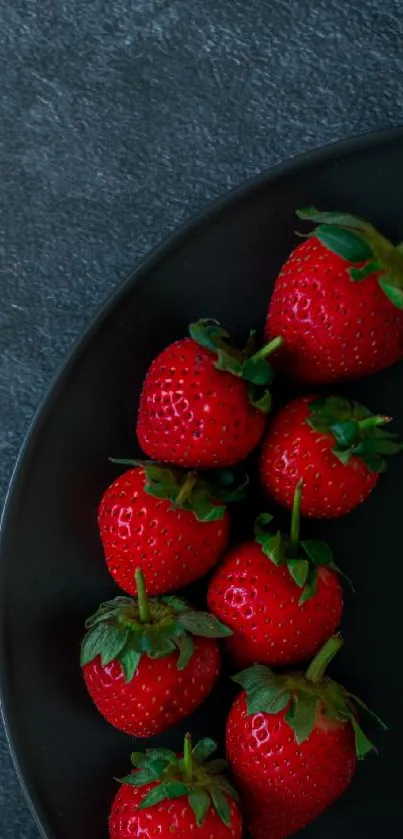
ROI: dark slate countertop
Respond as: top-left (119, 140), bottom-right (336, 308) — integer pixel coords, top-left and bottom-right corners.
top-left (1, 1), bottom-right (403, 836)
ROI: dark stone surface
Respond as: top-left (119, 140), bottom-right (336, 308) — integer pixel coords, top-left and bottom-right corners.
top-left (1, 1), bottom-right (403, 836)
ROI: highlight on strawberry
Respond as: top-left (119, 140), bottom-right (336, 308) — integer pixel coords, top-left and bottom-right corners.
top-left (81, 569), bottom-right (231, 736)
top-left (137, 318), bottom-right (283, 468)
top-left (98, 460), bottom-right (248, 595)
top-left (208, 480), bottom-right (344, 668)
top-left (109, 734), bottom-right (243, 839)
top-left (260, 394), bottom-right (402, 518)
top-left (266, 207), bottom-right (403, 384)
top-left (226, 634), bottom-right (386, 839)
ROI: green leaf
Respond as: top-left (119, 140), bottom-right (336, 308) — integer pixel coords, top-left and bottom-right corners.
top-left (309, 395), bottom-right (352, 422)
top-left (296, 208), bottom-right (371, 230)
top-left (330, 419), bottom-right (359, 447)
top-left (285, 693), bottom-right (318, 743)
top-left (355, 437), bottom-right (402, 456)
top-left (248, 386), bottom-right (272, 413)
top-left (145, 748), bottom-right (176, 761)
top-left (242, 356), bottom-right (273, 386)
top-left (81, 624), bottom-right (129, 667)
top-left (81, 624), bottom-right (109, 666)
top-left (298, 570), bottom-right (318, 604)
top-left (215, 349), bottom-right (244, 376)
top-left (247, 685), bottom-right (291, 715)
top-left (217, 778), bottom-right (240, 802)
top-left (266, 531), bottom-right (284, 565)
top-left (232, 664), bottom-right (275, 693)
top-left (119, 647), bottom-right (141, 682)
top-left (120, 768), bottom-right (157, 786)
top-left (145, 481), bottom-right (176, 501)
top-left (160, 595), bottom-right (189, 614)
top-left (332, 447), bottom-right (352, 466)
top-left (144, 463), bottom-right (178, 484)
top-left (178, 611), bottom-right (232, 638)
top-left (347, 694), bottom-right (388, 731)
top-left (139, 628), bottom-right (155, 654)
top-left (315, 225), bottom-right (373, 262)
top-left (189, 319), bottom-right (230, 352)
top-left (190, 493), bottom-right (225, 522)
top-left (175, 633), bottom-right (194, 670)
top-left (192, 738), bottom-right (217, 763)
top-left (307, 415), bottom-right (333, 434)
top-left (348, 261), bottom-right (380, 281)
top-left (109, 457), bottom-right (140, 466)
top-left (255, 514), bottom-right (284, 566)
top-left (211, 788), bottom-right (231, 826)
top-left (211, 468), bottom-right (249, 498)
top-left (378, 275), bottom-right (403, 309)
top-left (351, 718), bottom-right (377, 760)
top-left (147, 758), bottom-right (173, 777)
top-left (254, 512), bottom-right (274, 540)
top-left (139, 781), bottom-right (189, 809)
top-left (287, 558), bottom-right (309, 589)
top-left (204, 759), bottom-right (229, 774)
top-left (189, 790), bottom-right (211, 826)
top-left (84, 597), bottom-right (133, 629)
top-left (129, 753), bottom-right (149, 769)
top-left (300, 539), bottom-right (333, 567)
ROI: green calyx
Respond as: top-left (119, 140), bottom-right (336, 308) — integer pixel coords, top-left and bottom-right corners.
top-left (297, 206), bottom-right (403, 309)
top-left (189, 318), bottom-right (283, 413)
top-left (307, 396), bottom-right (402, 473)
top-left (233, 634), bottom-right (386, 760)
top-left (110, 459), bottom-right (249, 523)
top-left (255, 481), bottom-right (346, 602)
top-left (119, 734), bottom-right (239, 827)
top-left (80, 569), bottom-right (231, 681)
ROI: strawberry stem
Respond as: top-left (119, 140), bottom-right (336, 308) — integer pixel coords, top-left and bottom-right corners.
top-left (175, 472), bottom-right (198, 507)
top-left (183, 733), bottom-right (193, 783)
top-left (289, 479), bottom-right (303, 553)
top-left (358, 415), bottom-right (392, 431)
top-left (135, 568), bottom-right (151, 624)
top-left (249, 335), bottom-right (283, 362)
top-left (305, 634), bottom-right (344, 683)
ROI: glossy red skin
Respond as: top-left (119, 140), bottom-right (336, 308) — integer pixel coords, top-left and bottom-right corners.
top-left (83, 638), bottom-right (220, 737)
top-left (137, 338), bottom-right (266, 468)
top-left (207, 541), bottom-right (343, 668)
top-left (109, 777), bottom-right (243, 839)
top-left (226, 692), bottom-right (357, 839)
top-left (259, 395), bottom-right (378, 518)
top-left (98, 467), bottom-right (230, 595)
top-left (266, 237), bottom-right (403, 384)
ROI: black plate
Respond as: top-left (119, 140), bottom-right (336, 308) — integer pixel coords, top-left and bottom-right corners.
top-left (1, 128), bottom-right (403, 839)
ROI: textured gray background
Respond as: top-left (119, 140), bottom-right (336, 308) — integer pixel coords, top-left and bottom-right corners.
top-left (1, 0), bottom-right (403, 836)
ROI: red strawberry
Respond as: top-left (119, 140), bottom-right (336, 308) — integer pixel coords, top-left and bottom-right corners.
top-left (208, 481), bottom-right (344, 668)
top-left (81, 569), bottom-right (231, 736)
top-left (226, 635), bottom-right (385, 839)
top-left (260, 394), bottom-right (401, 518)
top-left (109, 735), bottom-right (243, 839)
top-left (137, 318), bottom-right (282, 468)
top-left (98, 461), bottom-right (247, 595)
top-left (266, 207), bottom-right (403, 384)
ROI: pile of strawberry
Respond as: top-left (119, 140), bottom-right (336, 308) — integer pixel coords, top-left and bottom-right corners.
top-left (80, 208), bottom-right (403, 839)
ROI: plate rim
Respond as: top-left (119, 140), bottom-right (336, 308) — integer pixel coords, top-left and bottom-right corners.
top-left (1, 124), bottom-right (403, 839)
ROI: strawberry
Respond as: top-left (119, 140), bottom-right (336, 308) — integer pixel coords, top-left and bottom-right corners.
top-left (109, 734), bottom-right (243, 839)
top-left (259, 394), bottom-right (401, 518)
top-left (207, 481), bottom-right (344, 668)
top-left (265, 207), bottom-right (403, 384)
top-left (137, 318), bottom-right (282, 468)
top-left (226, 634), bottom-right (386, 839)
top-left (98, 461), bottom-right (247, 595)
top-left (81, 569), bottom-right (231, 736)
